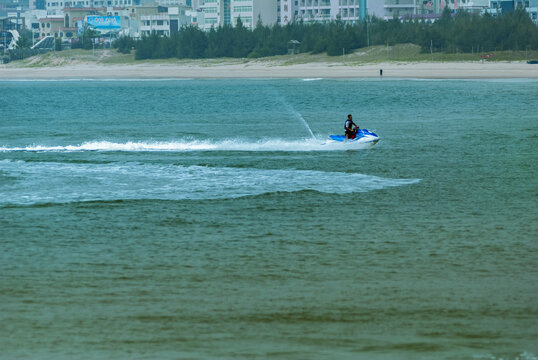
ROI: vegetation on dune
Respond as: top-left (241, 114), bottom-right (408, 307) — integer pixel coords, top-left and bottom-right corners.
top-left (124, 8), bottom-right (538, 61)
top-left (8, 45), bottom-right (538, 68)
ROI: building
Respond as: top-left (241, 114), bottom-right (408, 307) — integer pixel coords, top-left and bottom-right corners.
top-left (486, 0), bottom-right (538, 24)
top-left (197, 0), bottom-right (276, 30)
top-left (230, 0), bottom-right (277, 29)
top-left (43, 0), bottom-right (134, 15)
top-left (383, 0), bottom-right (418, 19)
top-left (455, 0), bottom-right (490, 12)
top-left (64, 7), bottom-right (104, 27)
top-left (37, 16), bottom-right (62, 36)
top-left (1, 15), bottom-right (26, 50)
top-left (185, 8), bottom-right (203, 27)
top-left (198, 0), bottom-right (224, 29)
top-left (136, 4), bottom-right (190, 36)
top-left (279, 0), bottom-right (368, 25)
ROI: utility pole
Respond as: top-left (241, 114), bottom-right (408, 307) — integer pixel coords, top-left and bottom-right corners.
top-left (430, 39), bottom-right (433, 61)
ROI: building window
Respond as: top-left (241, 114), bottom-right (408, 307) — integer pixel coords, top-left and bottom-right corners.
top-left (233, 6), bottom-right (252, 12)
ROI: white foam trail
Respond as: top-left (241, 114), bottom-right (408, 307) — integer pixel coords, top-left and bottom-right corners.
top-left (0, 160), bottom-right (420, 205)
top-left (0, 138), bottom-right (376, 152)
top-left (301, 78), bottom-right (324, 81)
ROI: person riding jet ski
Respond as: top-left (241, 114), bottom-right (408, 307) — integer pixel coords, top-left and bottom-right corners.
top-left (345, 114), bottom-right (359, 140)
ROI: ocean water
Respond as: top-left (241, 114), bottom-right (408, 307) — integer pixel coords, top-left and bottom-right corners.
top-left (0, 78), bottom-right (536, 360)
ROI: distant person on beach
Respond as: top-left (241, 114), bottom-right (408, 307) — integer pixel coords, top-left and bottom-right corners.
top-left (345, 114), bottom-right (359, 140)
top-left (380, 69), bottom-right (383, 77)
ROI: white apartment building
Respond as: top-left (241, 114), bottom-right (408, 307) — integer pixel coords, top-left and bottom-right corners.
top-left (44, 0), bottom-right (133, 16)
top-left (279, 0), bottom-right (366, 25)
top-left (230, 0), bottom-right (277, 28)
top-left (154, 0), bottom-right (187, 5)
top-left (138, 5), bottom-right (190, 36)
top-left (198, 0), bottom-right (276, 30)
top-left (383, 0), bottom-right (417, 19)
top-left (140, 13), bottom-right (170, 35)
top-left (279, 0), bottom-right (496, 24)
top-left (383, 0), bottom-right (489, 19)
top-left (198, 0), bottom-right (224, 30)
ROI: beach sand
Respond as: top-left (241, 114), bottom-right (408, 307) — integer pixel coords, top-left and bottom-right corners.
top-left (1, 61), bottom-right (537, 79)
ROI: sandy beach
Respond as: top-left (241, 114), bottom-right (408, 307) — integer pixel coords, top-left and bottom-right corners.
top-left (1, 61), bottom-right (537, 79)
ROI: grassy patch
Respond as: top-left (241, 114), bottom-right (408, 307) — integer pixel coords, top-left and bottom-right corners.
top-left (6, 45), bottom-right (538, 68)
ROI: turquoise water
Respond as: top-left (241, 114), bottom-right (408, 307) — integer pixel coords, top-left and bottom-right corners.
top-left (1, 78), bottom-right (537, 359)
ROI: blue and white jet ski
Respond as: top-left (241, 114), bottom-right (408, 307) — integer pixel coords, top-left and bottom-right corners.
top-left (328, 129), bottom-right (380, 145)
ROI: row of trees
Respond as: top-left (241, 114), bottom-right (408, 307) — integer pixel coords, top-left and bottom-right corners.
top-left (118, 8), bottom-right (538, 60)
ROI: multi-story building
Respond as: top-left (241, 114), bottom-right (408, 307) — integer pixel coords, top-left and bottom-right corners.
top-left (43, 0), bottom-right (134, 15)
top-left (278, 0), bottom-right (495, 23)
top-left (230, 0), bottom-right (277, 28)
top-left (383, 0), bottom-right (417, 19)
top-left (137, 4), bottom-right (190, 36)
top-left (1, 16), bottom-right (26, 50)
top-left (140, 12), bottom-right (170, 36)
top-left (63, 6), bottom-right (104, 27)
top-left (198, 0), bottom-right (224, 29)
top-left (197, 0), bottom-right (276, 30)
top-left (37, 16), bottom-right (63, 36)
top-left (279, 0), bottom-right (369, 25)
top-left (486, 0), bottom-right (538, 24)
top-left (524, 0), bottom-right (538, 24)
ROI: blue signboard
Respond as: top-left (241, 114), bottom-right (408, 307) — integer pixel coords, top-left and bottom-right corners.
top-left (86, 16), bottom-right (121, 29)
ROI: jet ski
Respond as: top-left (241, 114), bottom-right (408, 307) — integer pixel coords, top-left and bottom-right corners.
top-left (328, 129), bottom-right (380, 145)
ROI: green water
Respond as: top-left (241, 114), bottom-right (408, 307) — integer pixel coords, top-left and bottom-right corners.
top-left (0, 79), bottom-right (537, 359)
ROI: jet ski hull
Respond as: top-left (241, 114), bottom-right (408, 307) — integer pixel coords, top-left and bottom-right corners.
top-left (328, 129), bottom-right (380, 145)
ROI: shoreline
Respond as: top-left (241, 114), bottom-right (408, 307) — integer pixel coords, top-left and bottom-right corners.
top-left (1, 61), bottom-right (538, 79)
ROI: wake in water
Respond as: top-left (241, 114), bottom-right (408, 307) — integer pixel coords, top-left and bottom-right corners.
top-left (0, 138), bottom-right (375, 152)
top-left (289, 109), bottom-right (316, 139)
top-left (0, 159), bottom-right (420, 205)
top-left (271, 89), bottom-right (317, 139)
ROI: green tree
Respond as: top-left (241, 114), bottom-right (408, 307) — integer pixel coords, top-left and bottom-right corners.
top-left (15, 30), bottom-right (33, 49)
top-left (54, 37), bottom-right (62, 51)
top-left (114, 35), bottom-right (136, 54)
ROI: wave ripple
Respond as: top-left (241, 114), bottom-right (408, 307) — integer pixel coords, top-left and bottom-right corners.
top-left (0, 160), bottom-right (419, 205)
